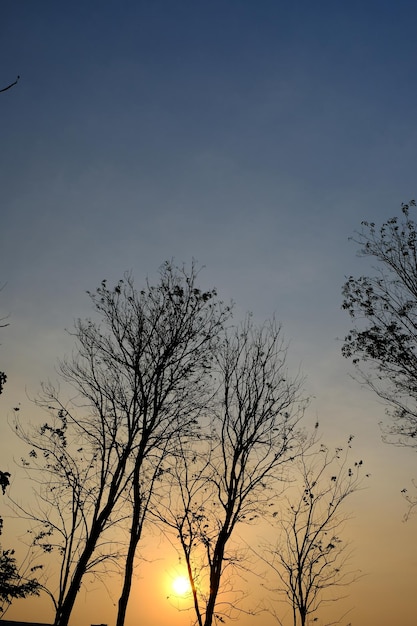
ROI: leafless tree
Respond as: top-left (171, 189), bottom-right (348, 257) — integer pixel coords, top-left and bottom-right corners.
top-left (261, 437), bottom-right (366, 626)
top-left (13, 406), bottom-right (124, 616)
top-left (156, 316), bottom-right (307, 626)
top-left (14, 261), bottom-right (230, 626)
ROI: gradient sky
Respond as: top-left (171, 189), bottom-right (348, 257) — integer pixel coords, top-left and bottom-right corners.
top-left (1, 2), bottom-right (417, 625)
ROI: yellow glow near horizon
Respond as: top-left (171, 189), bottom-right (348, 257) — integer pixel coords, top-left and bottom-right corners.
top-left (172, 575), bottom-right (191, 596)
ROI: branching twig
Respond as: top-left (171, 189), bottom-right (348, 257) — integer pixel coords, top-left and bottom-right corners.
top-left (0, 76), bottom-right (20, 93)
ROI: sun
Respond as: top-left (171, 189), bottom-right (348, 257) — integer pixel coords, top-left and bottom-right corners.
top-left (172, 575), bottom-right (191, 596)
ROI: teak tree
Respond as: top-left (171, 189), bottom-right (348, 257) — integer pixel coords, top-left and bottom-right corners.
top-left (262, 437), bottom-right (365, 626)
top-left (156, 317), bottom-right (307, 626)
top-left (15, 262), bottom-right (230, 626)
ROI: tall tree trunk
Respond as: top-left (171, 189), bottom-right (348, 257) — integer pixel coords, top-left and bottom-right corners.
top-left (185, 551), bottom-right (203, 626)
top-left (54, 517), bottom-right (103, 626)
top-left (54, 450), bottom-right (131, 626)
top-left (116, 461), bottom-right (143, 626)
top-left (204, 533), bottom-right (227, 626)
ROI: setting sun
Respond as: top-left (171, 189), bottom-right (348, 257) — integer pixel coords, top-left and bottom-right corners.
top-left (172, 575), bottom-right (191, 596)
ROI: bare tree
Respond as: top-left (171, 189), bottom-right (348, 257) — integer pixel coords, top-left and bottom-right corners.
top-left (156, 316), bottom-right (307, 626)
top-left (13, 406), bottom-right (124, 616)
top-left (262, 437), bottom-right (366, 626)
top-left (15, 262), bottom-right (230, 626)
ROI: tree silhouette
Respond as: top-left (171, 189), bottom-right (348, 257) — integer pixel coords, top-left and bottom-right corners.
top-left (0, 548), bottom-right (40, 615)
top-left (14, 262), bottom-right (230, 626)
top-left (0, 304), bottom-right (10, 533)
top-left (156, 316), bottom-right (307, 626)
top-left (0, 301), bottom-right (40, 615)
top-left (342, 201), bottom-right (417, 450)
top-left (261, 437), bottom-right (365, 626)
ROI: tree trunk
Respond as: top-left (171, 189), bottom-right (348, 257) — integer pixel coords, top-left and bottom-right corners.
top-left (54, 449), bottom-right (131, 626)
top-left (54, 520), bottom-right (103, 626)
top-left (204, 533), bottom-right (227, 626)
top-left (116, 461), bottom-right (143, 626)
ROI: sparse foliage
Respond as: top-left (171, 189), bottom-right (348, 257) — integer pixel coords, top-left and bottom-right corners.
top-left (262, 437), bottom-right (366, 626)
top-left (156, 316), bottom-right (307, 626)
top-left (14, 262), bottom-right (230, 626)
top-left (0, 306), bottom-right (9, 396)
top-left (342, 201), bottom-right (417, 448)
top-left (0, 303), bottom-right (40, 615)
top-left (342, 202), bottom-right (417, 515)
top-left (13, 406), bottom-right (123, 617)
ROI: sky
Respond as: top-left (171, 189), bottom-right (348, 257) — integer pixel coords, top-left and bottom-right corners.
top-left (1, 1), bottom-right (417, 625)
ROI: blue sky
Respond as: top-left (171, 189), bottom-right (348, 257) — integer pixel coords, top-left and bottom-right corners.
top-left (1, 2), bottom-right (417, 625)
top-left (3, 1), bottom-right (417, 356)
